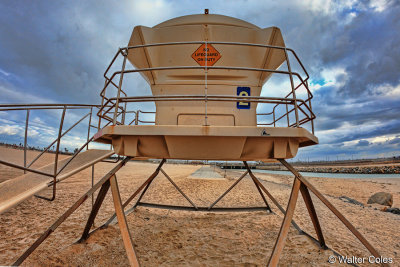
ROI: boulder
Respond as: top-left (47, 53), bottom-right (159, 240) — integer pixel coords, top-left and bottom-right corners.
top-left (367, 192), bottom-right (393, 207)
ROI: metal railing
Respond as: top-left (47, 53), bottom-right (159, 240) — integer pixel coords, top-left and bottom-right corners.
top-left (0, 41), bottom-right (316, 203)
top-left (0, 104), bottom-right (102, 201)
top-left (97, 41), bottom-right (315, 133)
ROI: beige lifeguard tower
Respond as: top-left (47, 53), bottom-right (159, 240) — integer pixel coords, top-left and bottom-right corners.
top-left (94, 12), bottom-right (318, 161)
top-left (0, 11), bottom-right (388, 267)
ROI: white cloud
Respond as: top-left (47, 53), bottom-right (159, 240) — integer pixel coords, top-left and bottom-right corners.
top-left (127, 0), bottom-right (174, 27)
top-left (310, 66), bottom-right (347, 91)
top-left (0, 67), bottom-right (11, 77)
top-left (299, 0), bottom-right (335, 15)
top-left (369, 0), bottom-right (391, 12)
top-left (0, 125), bottom-right (21, 135)
top-left (373, 83), bottom-right (400, 98)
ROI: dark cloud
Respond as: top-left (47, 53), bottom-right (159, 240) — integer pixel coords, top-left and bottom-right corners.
top-left (0, 0), bottom-right (399, 159)
top-left (388, 137), bottom-right (400, 145)
top-left (319, 2), bottom-right (400, 97)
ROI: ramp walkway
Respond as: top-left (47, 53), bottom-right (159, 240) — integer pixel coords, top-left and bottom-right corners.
top-left (188, 166), bottom-right (224, 179)
top-left (0, 149), bottom-right (114, 214)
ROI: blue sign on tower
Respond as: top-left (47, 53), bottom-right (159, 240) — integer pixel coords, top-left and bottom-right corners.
top-left (237, 87), bottom-right (251, 109)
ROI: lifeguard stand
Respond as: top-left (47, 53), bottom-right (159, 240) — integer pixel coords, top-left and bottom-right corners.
top-left (93, 13), bottom-right (317, 161)
top-left (7, 12), bottom-right (387, 267)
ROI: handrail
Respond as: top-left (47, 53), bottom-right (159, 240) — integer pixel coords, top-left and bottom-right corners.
top-left (0, 103), bottom-right (99, 108)
top-left (97, 40), bottom-right (315, 131)
top-left (96, 95), bottom-right (315, 128)
top-left (102, 42), bottom-right (311, 97)
top-left (0, 104), bottom-right (106, 202)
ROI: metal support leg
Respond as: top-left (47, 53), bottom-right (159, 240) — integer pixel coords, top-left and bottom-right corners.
top-left (268, 177), bottom-right (301, 267)
top-left (299, 183), bottom-right (326, 249)
top-left (110, 175), bottom-right (140, 267)
top-left (243, 162), bottom-right (272, 212)
top-left (104, 159), bottom-right (166, 226)
top-left (278, 159), bottom-right (387, 266)
top-left (207, 170), bottom-right (248, 210)
top-left (252, 176), bottom-right (272, 212)
top-left (12, 157), bottom-right (131, 266)
top-left (133, 175), bottom-right (155, 208)
top-left (78, 180), bottom-right (111, 243)
top-left (160, 168), bottom-right (198, 210)
top-left (244, 162), bottom-right (302, 233)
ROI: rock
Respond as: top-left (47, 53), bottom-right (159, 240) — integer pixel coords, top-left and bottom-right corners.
top-left (385, 207), bottom-right (400, 215)
top-left (368, 203), bottom-right (387, 210)
top-left (367, 192), bottom-right (393, 207)
top-left (339, 196), bottom-right (364, 207)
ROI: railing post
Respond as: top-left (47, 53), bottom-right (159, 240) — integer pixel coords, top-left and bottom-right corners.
top-left (204, 41), bottom-right (208, 126)
top-left (87, 107), bottom-right (93, 150)
top-left (135, 110), bottom-right (139, 125)
top-left (54, 107), bottom-right (66, 177)
top-left (284, 48), bottom-right (299, 127)
top-left (285, 104), bottom-right (290, 127)
top-left (113, 48), bottom-right (127, 125)
top-left (98, 80), bottom-right (108, 130)
top-left (122, 102), bottom-right (127, 125)
top-left (24, 109), bottom-right (30, 174)
top-left (306, 80), bottom-right (315, 134)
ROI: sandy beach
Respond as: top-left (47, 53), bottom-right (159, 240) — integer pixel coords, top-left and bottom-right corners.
top-left (0, 147), bottom-right (399, 266)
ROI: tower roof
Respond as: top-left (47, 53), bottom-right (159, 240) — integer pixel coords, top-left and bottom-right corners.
top-left (154, 14), bottom-right (260, 29)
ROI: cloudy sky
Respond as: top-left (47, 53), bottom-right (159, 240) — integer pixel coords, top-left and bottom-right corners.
top-left (0, 0), bottom-right (399, 160)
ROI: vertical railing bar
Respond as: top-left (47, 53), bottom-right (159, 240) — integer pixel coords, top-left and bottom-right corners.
top-left (38, 106), bottom-right (66, 201)
top-left (54, 106), bottom-right (67, 177)
top-left (113, 49), bottom-right (127, 125)
top-left (273, 110), bottom-right (276, 127)
top-left (24, 109), bottom-right (30, 174)
top-left (87, 107), bottom-right (93, 150)
top-left (306, 80), bottom-right (315, 134)
top-left (122, 102), bottom-right (127, 125)
top-left (98, 80), bottom-right (108, 130)
top-left (285, 104), bottom-right (290, 127)
top-left (284, 48), bottom-right (299, 127)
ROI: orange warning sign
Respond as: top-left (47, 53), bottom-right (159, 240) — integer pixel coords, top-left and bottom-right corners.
top-left (191, 44), bottom-right (221, 66)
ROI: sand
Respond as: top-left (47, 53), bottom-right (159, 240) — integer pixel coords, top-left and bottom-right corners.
top-left (0, 147), bottom-right (399, 266)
